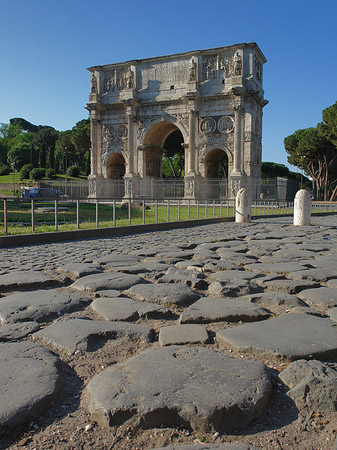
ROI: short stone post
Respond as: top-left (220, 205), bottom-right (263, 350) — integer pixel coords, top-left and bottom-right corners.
top-left (294, 189), bottom-right (311, 226)
top-left (235, 188), bottom-right (251, 223)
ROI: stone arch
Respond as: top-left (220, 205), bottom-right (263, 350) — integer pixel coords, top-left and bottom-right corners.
top-left (205, 148), bottom-right (229, 179)
top-left (107, 153), bottom-right (125, 179)
top-left (140, 115), bottom-right (188, 146)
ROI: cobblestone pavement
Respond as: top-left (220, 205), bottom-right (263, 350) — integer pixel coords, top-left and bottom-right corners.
top-left (0, 215), bottom-right (337, 450)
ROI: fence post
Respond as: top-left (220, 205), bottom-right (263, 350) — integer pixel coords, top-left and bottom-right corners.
top-left (205, 200), bottom-right (208, 218)
top-left (113, 200), bottom-right (116, 227)
top-left (178, 199), bottom-right (180, 221)
top-left (197, 200), bottom-right (199, 219)
top-left (142, 201), bottom-right (145, 225)
top-left (128, 198), bottom-right (131, 225)
top-left (188, 199), bottom-right (190, 219)
top-left (4, 199), bottom-right (8, 234)
top-left (76, 200), bottom-right (80, 229)
top-left (31, 199), bottom-right (35, 232)
top-left (55, 199), bottom-right (58, 231)
top-left (155, 200), bottom-right (158, 223)
top-left (220, 200), bottom-right (222, 217)
top-left (96, 199), bottom-right (99, 228)
top-left (167, 200), bottom-right (170, 222)
top-left (213, 200), bottom-right (215, 217)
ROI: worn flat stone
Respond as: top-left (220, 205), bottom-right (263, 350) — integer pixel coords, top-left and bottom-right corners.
top-left (262, 279), bottom-right (320, 294)
top-left (327, 279), bottom-right (337, 288)
top-left (153, 444), bottom-right (261, 450)
top-left (33, 317), bottom-right (154, 355)
top-left (279, 359), bottom-right (337, 411)
top-left (0, 289), bottom-right (91, 324)
top-left (179, 297), bottom-right (271, 324)
top-left (94, 254), bottom-right (141, 266)
top-left (208, 281), bottom-right (259, 298)
top-left (91, 297), bottom-right (172, 321)
top-left (0, 270), bottom-right (60, 291)
top-left (298, 287), bottom-right (337, 307)
top-left (71, 272), bottom-right (145, 292)
top-left (210, 271), bottom-right (260, 283)
top-left (240, 292), bottom-right (307, 307)
top-left (159, 324), bottom-right (209, 346)
top-left (217, 314), bottom-right (337, 361)
top-left (244, 262), bottom-right (307, 275)
top-left (0, 321), bottom-right (39, 341)
top-left (0, 341), bottom-right (60, 428)
top-left (286, 268), bottom-right (337, 282)
top-left (158, 274), bottom-right (208, 290)
top-left (55, 263), bottom-right (103, 279)
top-left (85, 346), bottom-right (271, 432)
top-left (94, 289), bottom-right (122, 298)
top-left (127, 283), bottom-right (200, 306)
top-left (271, 248), bottom-right (318, 259)
top-left (327, 307), bottom-right (337, 321)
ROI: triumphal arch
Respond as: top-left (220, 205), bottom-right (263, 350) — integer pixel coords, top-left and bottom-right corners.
top-left (86, 42), bottom-right (267, 200)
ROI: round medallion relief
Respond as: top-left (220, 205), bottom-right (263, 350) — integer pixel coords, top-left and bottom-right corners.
top-left (218, 116), bottom-right (234, 133)
top-left (117, 124), bottom-right (128, 139)
top-left (200, 117), bottom-right (216, 135)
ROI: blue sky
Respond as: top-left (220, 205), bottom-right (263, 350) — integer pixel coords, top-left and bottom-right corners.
top-left (1, 0), bottom-right (336, 171)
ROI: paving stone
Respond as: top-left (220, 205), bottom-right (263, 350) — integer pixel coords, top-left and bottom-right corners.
top-left (243, 262), bottom-right (307, 275)
top-left (0, 322), bottom-right (40, 341)
top-left (298, 287), bottom-right (337, 307)
top-left (179, 297), bottom-right (271, 324)
top-left (240, 292), bottom-right (307, 307)
top-left (159, 324), bottom-right (209, 346)
top-left (93, 254), bottom-right (141, 266)
top-left (85, 346), bottom-right (271, 432)
top-left (217, 314), bottom-right (337, 361)
top-left (208, 281), bottom-right (258, 298)
top-left (158, 273), bottom-right (208, 290)
top-left (126, 284), bottom-right (200, 306)
top-left (91, 296), bottom-right (172, 321)
top-left (0, 289), bottom-right (92, 324)
top-left (94, 289), bottom-right (123, 298)
top-left (271, 248), bottom-right (318, 259)
top-left (287, 306), bottom-right (324, 316)
top-left (152, 445), bottom-right (261, 450)
top-left (209, 271), bottom-right (261, 283)
top-left (0, 341), bottom-right (61, 428)
top-left (70, 272), bottom-right (146, 292)
top-left (286, 268), bottom-right (337, 282)
top-left (33, 317), bottom-right (154, 355)
top-left (262, 279), bottom-right (320, 294)
top-left (300, 256), bottom-right (337, 271)
top-left (328, 307), bottom-right (337, 321)
top-left (203, 260), bottom-right (239, 271)
top-left (279, 359), bottom-right (337, 411)
top-left (327, 279), bottom-right (337, 288)
top-left (55, 263), bottom-right (103, 279)
top-left (0, 270), bottom-right (60, 292)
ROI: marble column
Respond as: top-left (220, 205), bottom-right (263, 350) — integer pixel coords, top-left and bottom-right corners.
top-left (233, 105), bottom-right (242, 174)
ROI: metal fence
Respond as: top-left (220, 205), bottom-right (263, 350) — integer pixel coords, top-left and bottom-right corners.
top-left (2, 196), bottom-right (337, 235)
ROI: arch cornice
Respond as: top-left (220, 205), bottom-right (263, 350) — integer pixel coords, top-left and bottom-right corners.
top-left (199, 144), bottom-right (233, 164)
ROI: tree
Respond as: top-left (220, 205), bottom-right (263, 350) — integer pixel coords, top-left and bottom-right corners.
top-left (317, 101), bottom-right (337, 147)
top-left (284, 127), bottom-right (337, 200)
top-left (32, 127), bottom-right (59, 169)
top-left (261, 162), bottom-right (290, 178)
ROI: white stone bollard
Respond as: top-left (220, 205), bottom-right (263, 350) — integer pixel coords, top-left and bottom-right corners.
top-left (293, 189), bottom-right (311, 226)
top-left (235, 188), bottom-right (251, 223)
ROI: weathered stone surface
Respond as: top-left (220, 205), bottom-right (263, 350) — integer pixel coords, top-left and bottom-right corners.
top-left (85, 346), bottom-right (271, 432)
top-left (244, 262), bottom-right (307, 275)
top-left (262, 279), bottom-right (320, 294)
top-left (240, 292), bottom-right (307, 307)
top-left (0, 342), bottom-right (60, 428)
top-left (208, 281), bottom-right (258, 298)
top-left (271, 249), bottom-right (317, 259)
top-left (152, 445), bottom-right (261, 450)
top-left (94, 289), bottom-right (122, 298)
top-left (33, 317), bottom-right (154, 355)
top-left (94, 254), bottom-right (141, 266)
top-left (298, 287), bottom-right (337, 307)
top-left (126, 283), bottom-right (200, 306)
top-left (210, 271), bottom-right (260, 283)
top-left (179, 297), bottom-right (271, 324)
top-left (158, 273), bottom-right (208, 290)
top-left (55, 263), bottom-right (103, 279)
top-left (91, 296), bottom-right (172, 321)
top-left (71, 272), bottom-right (146, 292)
top-left (159, 324), bottom-right (209, 346)
top-left (217, 314), bottom-right (337, 361)
top-left (0, 321), bottom-right (39, 341)
top-left (327, 307), bottom-right (337, 321)
top-left (0, 289), bottom-right (91, 324)
top-left (327, 279), bottom-right (337, 288)
top-left (0, 270), bottom-right (60, 291)
top-left (286, 268), bottom-right (337, 282)
top-left (279, 359), bottom-right (337, 411)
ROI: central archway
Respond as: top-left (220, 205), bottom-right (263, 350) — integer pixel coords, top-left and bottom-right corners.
top-left (141, 121), bottom-right (186, 197)
top-left (205, 148), bottom-right (229, 198)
